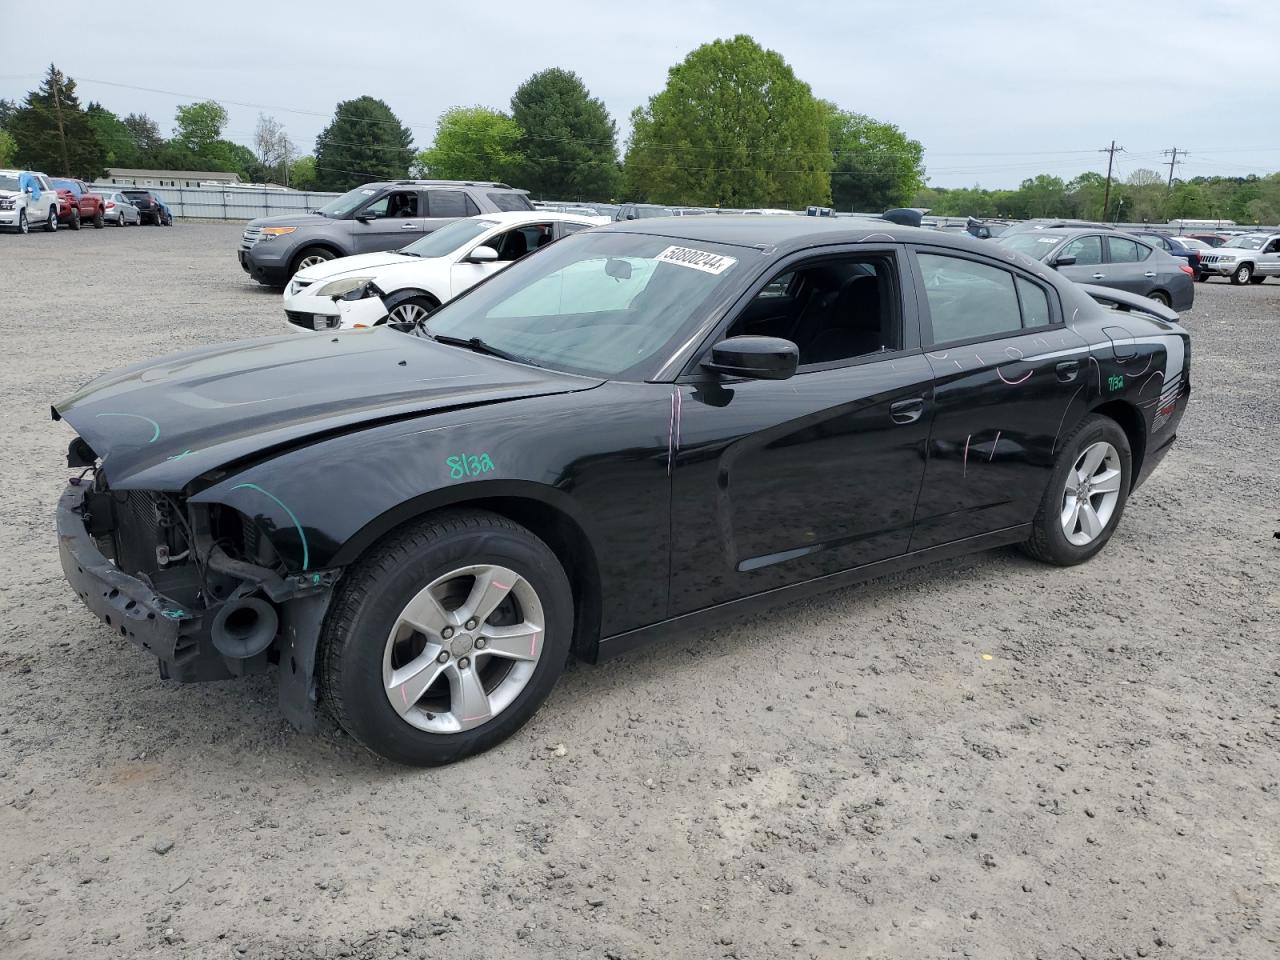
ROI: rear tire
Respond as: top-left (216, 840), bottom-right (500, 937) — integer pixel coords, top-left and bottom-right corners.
top-left (319, 510), bottom-right (573, 766)
top-left (1231, 263), bottom-right (1253, 285)
top-left (1147, 290), bottom-right (1170, 307)
top-left (1248, 275), bottom-right (1266, 285)
top-left (1021, 414), bottom-right (1132, 566)
top-left (93, 209), bottom-right (104, 229)
top-left (69, 208), bottom-right (81, 230)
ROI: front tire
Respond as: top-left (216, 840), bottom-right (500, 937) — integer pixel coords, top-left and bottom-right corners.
top-left (383, 293), bottom-right (440, 332)
top-left (17, 209), bottom-right (28, 234)
top-left (1231, 263), bottom-right (1253, 285)
top-left (1022, 414), bottom-right (1132, 566)
top-left (44, 206), bottom-right (57, 232)
top-left (1248, 275), bottom-right (1266, 285)
top-left (320, 510), bottom-right (574, 766)
top-left (291, 247), bottom-right (336, 275)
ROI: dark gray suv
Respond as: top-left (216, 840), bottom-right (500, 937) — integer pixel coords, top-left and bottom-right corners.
top-left (238, 180), bottom-right (534, 287)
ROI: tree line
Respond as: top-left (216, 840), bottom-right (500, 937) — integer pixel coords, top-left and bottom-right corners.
top-left (916, 170), bottom-right (1280, 226)
top-left (3, 48), bottom-right (1273, 222)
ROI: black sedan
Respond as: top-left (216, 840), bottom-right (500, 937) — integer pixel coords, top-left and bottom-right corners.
top-left (52, 217), bottom-right (1191, 765)
top-left (996, 227), bottom-right (1195, 311)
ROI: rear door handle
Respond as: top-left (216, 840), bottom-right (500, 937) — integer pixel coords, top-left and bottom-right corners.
top-left (890, 398), bottom-right (925, 424)
top-left (1144, 271), bottom-right (1157, 278)
top-left (1091, 272), bottom-right (1106, 280)
top-left (1056, 360), bottom-right (1080, 382)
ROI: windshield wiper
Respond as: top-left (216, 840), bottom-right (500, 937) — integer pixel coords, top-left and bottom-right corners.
top-left (429, 334), bottom-right (542, 368)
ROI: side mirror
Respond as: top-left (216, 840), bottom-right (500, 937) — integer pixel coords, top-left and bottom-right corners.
top-left (1052, 255), bottom-right (1077, 268)
top-left (624, 213), bottom-right (637, 220)
top-left (703, 336), bottom-right (798, 381)
top-left (355, 209), bottom-right (379, 222)
top-left (467, 245), bottom-right (499, 263)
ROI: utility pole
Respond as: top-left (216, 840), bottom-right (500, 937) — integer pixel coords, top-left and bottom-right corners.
top-left (1162, 147), bottom-right (1185, 188)
top-left (1099, 140), bottom-right (1124, 221)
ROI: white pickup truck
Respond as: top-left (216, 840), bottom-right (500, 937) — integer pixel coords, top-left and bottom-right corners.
top-left (0, 169), bottom-right (61, 234)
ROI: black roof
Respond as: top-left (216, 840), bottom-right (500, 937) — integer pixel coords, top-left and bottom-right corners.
top-left (601, 214), bottom-right (997, 256)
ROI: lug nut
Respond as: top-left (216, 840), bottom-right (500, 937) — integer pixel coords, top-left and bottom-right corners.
top-left (458, 657), bottom-right (470, 670)
top-left (474, 637), bottom-right (487, 649)
top-left (441, 627), bottom-right (454, 639)
top-left (465, 618), bottom-right (478, 630)
top-left (437, 651), bottom-right (449, 663)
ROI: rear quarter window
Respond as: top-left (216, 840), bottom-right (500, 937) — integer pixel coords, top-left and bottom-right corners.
top-left (487, 192), bottom-right (534, 212)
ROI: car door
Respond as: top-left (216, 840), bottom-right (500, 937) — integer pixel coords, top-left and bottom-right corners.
top-left (449, 222), bottom-right (555, 297)
top-left (351, 189), bottom-right (426, 253)
top-left (667, 244), bottom-right (935, 615)
top-left (908, 247), bottom-right (1090, 549)
top-left (1050, 233), bottom-right (1106, 287)
top-left (1104, 235), bottom-right (1158, 295)
top-left (1260, 236), bottom-right (1280, 276)
top-left (423, 189), bottom-right (479, 238)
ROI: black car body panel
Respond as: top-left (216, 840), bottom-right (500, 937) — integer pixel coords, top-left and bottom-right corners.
top-left (54, 217), bottom-right (1191, 727)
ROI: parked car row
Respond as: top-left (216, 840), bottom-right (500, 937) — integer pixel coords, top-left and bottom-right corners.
top-left (1, 168), bottom-right (174, 233)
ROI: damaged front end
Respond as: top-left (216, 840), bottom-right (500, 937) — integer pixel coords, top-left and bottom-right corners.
top-left (56, 437), bottom-right (340, 729)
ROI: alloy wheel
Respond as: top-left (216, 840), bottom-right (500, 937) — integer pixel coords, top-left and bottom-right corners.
top-left (297, 254), bottom-right (331, 271)
top-left (47, 208), bottom-right (57, 232)
top-left (382, 564), bottom-right (545, 734)
top-left (387, 302), bottom-right (429, 331)
top-left (1060, 441), bottom-right (1123, 546)
top-left (18, 210), bottom-right (28, 234)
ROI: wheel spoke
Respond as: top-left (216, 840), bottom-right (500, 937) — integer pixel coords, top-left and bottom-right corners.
top-left (479, 621), bottom-right (542, 661)
top-left (398, 586), bottom-right (453, 637)
top-left (1060, 494), bottom-right (1080, 531)
top-left (1079, 442), bottom-right (1107, 477)
top-left (1078, 501), bottom-right (1103, 539)
top-left (386, 647), bottom-right (446, 717)
top-left (1091, 468), bottom-right (1123, 495)
top-left (460, 568), bottom-right (516, 626)
top-left (449, 664), bottom-right (492, 729)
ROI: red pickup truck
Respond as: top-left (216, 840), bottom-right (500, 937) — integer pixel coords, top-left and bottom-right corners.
top-left (49, 178), bottom-right (108, 229)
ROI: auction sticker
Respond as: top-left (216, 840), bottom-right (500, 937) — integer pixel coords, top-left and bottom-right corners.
top-left (655, 245), bottom-right (737, 275)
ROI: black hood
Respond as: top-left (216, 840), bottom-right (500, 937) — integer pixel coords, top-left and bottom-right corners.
top-left (54, 329), bottom-right (601, 490)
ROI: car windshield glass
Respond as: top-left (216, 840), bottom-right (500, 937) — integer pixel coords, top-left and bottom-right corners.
top-left (400, 218), bottom-right (496, 258)
top-left (315, 186), bottom-right (381, 219)
top-left (423, 232), bottom-right (747, 379)
top-left (122, 191), bottom-right (148, 199)
top-left (0, 174), bottom-right (22, 191)
top-left (1223, 235), bottom-right (1264, 250)
top-left (1178, 238), bottom-right (1210, 250)
top-left (997, 232), bottom-right (1064, 259)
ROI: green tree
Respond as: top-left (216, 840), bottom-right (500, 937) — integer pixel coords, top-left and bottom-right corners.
top-left (174, 100), bottom-right (229, 155)
top-left (85, 102), bottom-right (141, 167)
top-left (824, 104), bottom-right (924, 211)
top-left (290, 155), bottom-right (319, 191)
top-left (0, 98), bottom-right (17, 130)
top-left (623, 35), bottom-right (830, 208)
top-left (8, 65), bottom-right (107, 179)
top-left (0, 129), bottom-right (16, 166)
top-left (313, 96), bottom-right (414, 191)
top-left (417, 106), bottom-right (523, 183)
top-left (510, 68), bottom-right (620, 199)
top-left (123, 113), bottom-right (163, 153)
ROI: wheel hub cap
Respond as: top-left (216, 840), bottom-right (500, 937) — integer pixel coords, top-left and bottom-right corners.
top-left (1060, 440), bottom-right (1122, 547)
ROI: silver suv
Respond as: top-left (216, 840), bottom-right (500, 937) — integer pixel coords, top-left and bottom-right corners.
top-left (238, 180), bottom-right (534, 287)
top-left (1198, 233), bottom-right (1280, 285)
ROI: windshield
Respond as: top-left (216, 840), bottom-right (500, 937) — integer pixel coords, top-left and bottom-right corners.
top-left (400, 218), bottom-right (495, 258)
top-left (996, 232), bottom-right (1064, 260)
top-left (315, 185), bottom-right (381, 219)
top-left (1177, 237), bottom-right (1210, 250)
top-left (423, 231), bottom-right (748, 379)
top-left (50, 178), bottom-right (80, 195)
top-left (0, 174), bottom-right (20, 191)
top-left (1223, 235), bottom-right (1265, 250)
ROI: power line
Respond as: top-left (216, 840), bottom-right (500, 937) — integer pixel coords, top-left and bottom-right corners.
top-left (1162, 147), bottom-right (1186, 188)
top-left (1099, 140), bottom-right (1125, 220)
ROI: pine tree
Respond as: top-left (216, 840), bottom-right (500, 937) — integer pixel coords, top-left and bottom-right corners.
top-left (9, 65), bottom-right (107, 179)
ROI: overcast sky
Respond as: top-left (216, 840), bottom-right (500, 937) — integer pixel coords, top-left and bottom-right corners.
top-left (3, 0), bottom-right (1276, 189)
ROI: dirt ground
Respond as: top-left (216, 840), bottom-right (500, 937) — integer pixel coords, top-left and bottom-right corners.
top-left (0, 222), bottom-right (1277, 959)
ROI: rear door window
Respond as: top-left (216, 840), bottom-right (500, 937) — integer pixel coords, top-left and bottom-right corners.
top-left (487, 191), bottom-right (534, 212)
top-left (427, 190), bottom-right (468, 218)
top-left (1106, 236), bottom-right (1151, 263)
top-left (918, 254), bottom-right (1023, 342)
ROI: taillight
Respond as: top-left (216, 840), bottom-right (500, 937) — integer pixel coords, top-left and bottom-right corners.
top-left (106, 201), bottom-right (114, 208)
top-left (1179, 264), bottom-right (1194, 277)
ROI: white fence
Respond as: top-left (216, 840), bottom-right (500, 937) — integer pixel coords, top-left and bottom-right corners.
top-left (90, 183), bottom-right (340, 221)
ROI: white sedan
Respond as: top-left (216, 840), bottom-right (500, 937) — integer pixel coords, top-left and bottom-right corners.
top-left (281, 211), bottom-right (600, 332)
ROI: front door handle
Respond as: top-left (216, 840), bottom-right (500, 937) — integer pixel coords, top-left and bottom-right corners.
top-left (400, 222), bottom-right (419, 229)
top-left (890, 398), bottom-right (925, 424)
top-left (1056, 360), bottom-right (1080, 382)
top-left (1091, 272), bottom-right (1106, 280)
top-left (1144, 271), bottom-right (1157, 278)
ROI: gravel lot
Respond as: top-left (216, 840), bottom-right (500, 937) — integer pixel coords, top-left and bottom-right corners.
top-left (1, 222), bottom-right (1277, 959)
